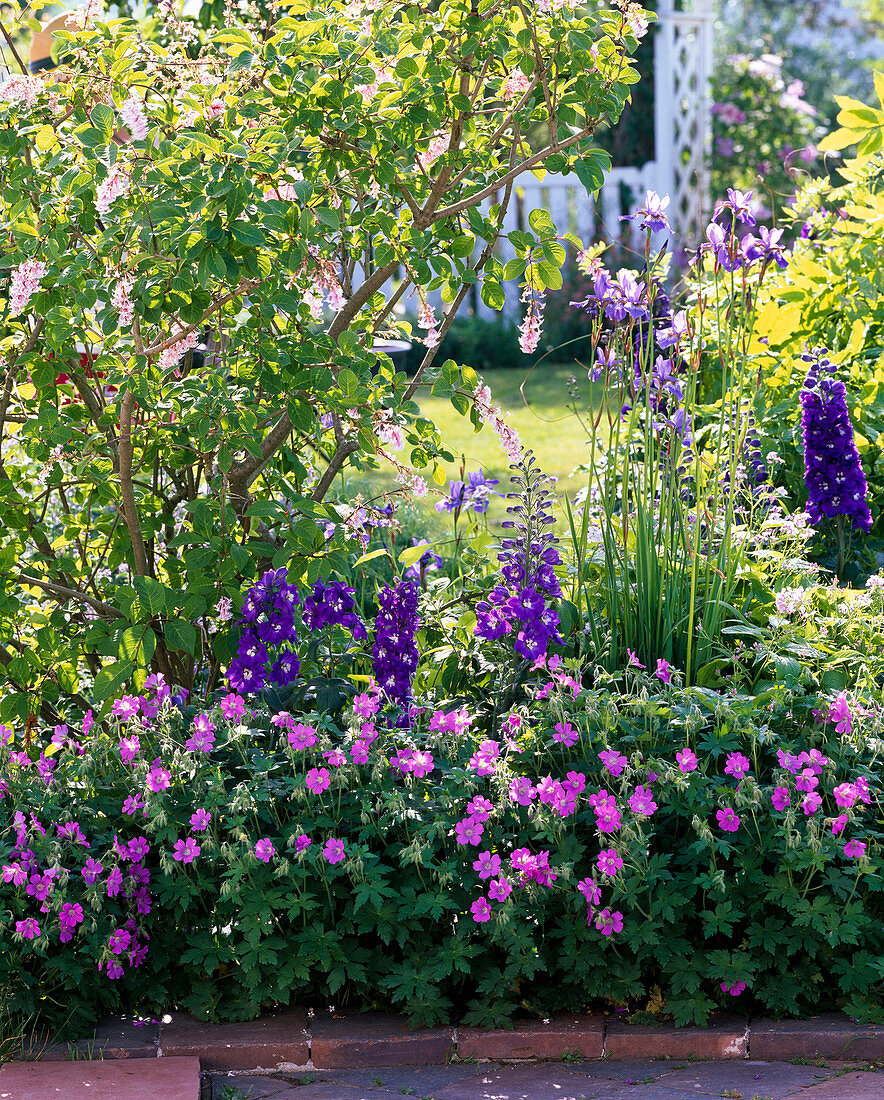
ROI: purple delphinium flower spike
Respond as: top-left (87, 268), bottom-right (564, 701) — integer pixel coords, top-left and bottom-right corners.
top-left (800, 348), bottom-right (872, 533)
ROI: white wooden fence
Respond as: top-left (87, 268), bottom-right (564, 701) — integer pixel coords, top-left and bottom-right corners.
top-left (408, 0), bottom-right (714, 321)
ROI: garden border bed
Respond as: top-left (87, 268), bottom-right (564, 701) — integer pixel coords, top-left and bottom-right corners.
top-left (17, 1011), bottom-right (884, 1071)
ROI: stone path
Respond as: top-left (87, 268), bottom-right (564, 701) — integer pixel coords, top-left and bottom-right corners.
top-left (208, 1059), bottom-right (883, 1100)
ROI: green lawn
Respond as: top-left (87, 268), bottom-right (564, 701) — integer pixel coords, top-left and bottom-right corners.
top-left (421, 362), bottom-right (601, 496)
top-left (344, 361), bottom-right (609, 534)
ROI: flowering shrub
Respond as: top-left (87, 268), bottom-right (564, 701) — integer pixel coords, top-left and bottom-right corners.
top-left (709, 53), bottom-right (823, 227)
top-left (0, 0), bottom-right (648, 723)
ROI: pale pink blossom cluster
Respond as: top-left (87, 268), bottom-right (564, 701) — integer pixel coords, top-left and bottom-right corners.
top-left (289, 247), bottom-right (345, 319)
top-left (120, 94), bottom-right (148, 141)
top-left (537, 0), bottom-right (580, 12)
top-left (356, 64), bottom-right (392, 102)
top-left (473, 383), bottom-right (522, 462)
top-left (0, 75), bottom-right (42, 109)
top-left (9, 260), bottom-right (48, 315)
top-left (157, 329), bottom-right (198, 374)
top-left (95, 165), bottom-right (131, 216)
top-left (417, 295), bottom-right (441, 348)
top-left (518, 289), bottom-right (545, 355)
top-left (774, 587), bottom-right (809, 617)
top-left (501, 71), bottom-right (532, 101)
top-left (417, 133), bottom-right (449, 171)
top-left (378, 447), bottom-right (428, 499)
top-left (614, 0), bottom-right (649, 38)
top-left (112, 276), bottom-right (135, 326)
top-left (67, 0), bottom-right (102, 28)
top-left (375, 411), bottom-right (405, 451)
top-left (205, 99), bottom-right (225, 120)
top-left (267, 172), bottom-right (303, 202)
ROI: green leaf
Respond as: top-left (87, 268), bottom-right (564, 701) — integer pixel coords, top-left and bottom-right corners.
top-left (395, 56), bottom-right (419, 79)
top-left (118, 625), bottom-right (157, 666)
top-left (399, 540), bottom-right (438, 567)
top-left (132, 576), bottom-right (172, 618)
top-left (502, 258), bottom-right (526, 282)
top-left (353, 547), bottom-right (391, 566)
top-left (34, 126), bottom-right (59, 152)
top-left (574, 150), bottom-right (610, 192)
top-left (92, 660), bottom-right (134, 702)
top-left (165, 619), bottom-right (198, 656)
top-left (232, 223), bottom-right (265, 248)
top-left (480, 278), bottom-right (505, 311)
top-left (90, 103), bottom-right (115, 141)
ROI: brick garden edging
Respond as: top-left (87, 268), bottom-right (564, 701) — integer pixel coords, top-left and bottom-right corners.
top-left (16, 1011), bottom-right (884, 1071)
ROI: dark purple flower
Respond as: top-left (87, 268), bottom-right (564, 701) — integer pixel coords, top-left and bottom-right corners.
top-left (800, 349), bottom-right (872, 532)
top-left (302, 579), bottom-right (366, 640)
top-left (372, 579), bottom-right (420, 709)
top-left (475, 452), bottom-right (562, 661)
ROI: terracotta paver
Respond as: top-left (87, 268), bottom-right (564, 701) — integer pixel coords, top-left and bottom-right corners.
top-left (604, 1014), bottom-right (748, 1060)
top-left (458, 1013), bottom-right (605, 1061)
top-left (0, 1055), bottom-right (199, 1099)
top-left (310, 1010), bottom-right (454, 1067)
top-left (160, 1009), bottom-right (308, 1070)
top-left (751, 1015), bottom-right (884, 1061)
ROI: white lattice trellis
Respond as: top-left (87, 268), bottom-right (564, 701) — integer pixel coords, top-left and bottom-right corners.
top-left (388, 0), bottom-right (714, 321)
top-left (653, 0), bottom-right (714, 244)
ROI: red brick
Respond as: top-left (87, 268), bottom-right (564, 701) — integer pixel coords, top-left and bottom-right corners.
top-left (24, 1017), bottom-right (159, 1062)
top-left (159, 1010), bottom-right (308, 1070)
top-left (751, 1015), bottom-right (884, 1061)
top-left (457, 1014), bottom-right (604, 1061)
top-left (604, 1013), bottom-right (748, 1059)
top-left (310, 1011), bottom-right (454, 1067)
top-left (0, 1055), bottom-right (198, 1099)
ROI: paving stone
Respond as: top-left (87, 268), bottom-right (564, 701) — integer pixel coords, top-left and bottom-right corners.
top-left (160, 1010), bottom-right (309, 1070)
top-left (432, 1063), bottom-right (627, 1099)
top-left (234, 1088), bottom-right (402, 1100)
top-left (458, 1014), bottom-right (605, 1061)
top-left (750, 1016), bottom-right (884, 1061)
top-left (587, 1059), bottom-right (668, 1083)
top-left (781, 1068), bottom-right (884, 1100)
top-left (310, 1010), bottom-right (454, 1068)
top-left (640, 1058), bottom-right (832, 1098)
top-left (604, 1015), bottom-right (748, 1060)
top-left (210, 1073), bottom-right (303, 1098)
top-left (0, 1055), bottom-right (199, 1099)
top-left (316, 1063), bottom-right (489, 1092)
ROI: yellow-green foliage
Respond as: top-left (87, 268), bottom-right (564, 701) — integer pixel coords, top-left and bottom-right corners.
top-left (741, 79), bottom-right (884, 530)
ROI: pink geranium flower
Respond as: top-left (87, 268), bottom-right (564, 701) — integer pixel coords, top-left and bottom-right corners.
top-left (173, 837), bottom-right (200, 864)
top-left (254, 838), bottom-right (276, 863)
top-left (488, 877), bottom-right (512, 902)
top-left (323, 837), bottom-right (345, 865)
top-left (676, 748), bottom-right (697, 773)
top-left (473, 851), bottom-right (501, 880)
top-left (594, 908), bottom-right (623, 936)
top-left (716, 808), bottom-right (740, 833)
top-left (470, 896), bottom-right (491, 923)
top-left (771, 786), bottom-right (790, 811)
